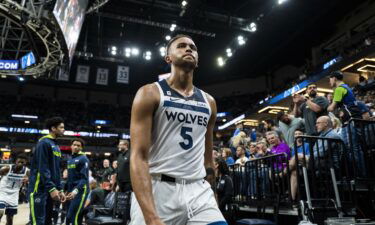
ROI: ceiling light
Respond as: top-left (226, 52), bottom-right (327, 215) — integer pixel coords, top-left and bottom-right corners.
top-left (237, 35), bottom-right (246, 46)
top-left (131, 48), bottom-right (139, 56)
top-left (170, 24), bottom-right (177, 32)
top-left (111, 46), bottom-right (117, 51)
top-left (248, 22), bottom-right (257, 32)
top-left (18, 76), bottom-right (25, 81)
top-left (125, 52), bottom-right (131, 58)
top-left (111, 50), bottom-right (117, 55)
top-left (165, 35), bottom-right (171, 41)
top-left (278, 0), bottom-right (287, 4)
top-left (217, 57), bottom-right (225, 67)
top-left (182, 0), bottom-right (188, 7)
top-left (227, 52), bottom-right (233, 57)
top-left (125, 48), bottom-right (131, 53)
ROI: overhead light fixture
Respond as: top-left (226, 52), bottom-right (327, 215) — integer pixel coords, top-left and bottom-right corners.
top-left (111, 46), bottom-right (117, 51)
top-left (24, 149), bottom-right (31, 153)
top-left (237, 35), bottom-right (246, 45)
top-left (18, 76), bottom-right (25, 81)
top-left (25, 121), bottom-right (30, 124)
top-left (111, 51), bottom-right (117, 56)
top-left (125, 52), bottom-right (131, 58)
top-left (165, 35), bottom-right (171, 41)
top-left (144, 51), bottom-right (152, 60)
top-left (104, 153), bottom-right (111, 156)
top-left (1, 75), bottom-right (6, 78)
top-left (181, 0), bottom-right (188, 7)
top-left (159, 46), bottom-right (166, 56)
top-left (226, 48), bottom-right (232, 57)
top-left (131, 48), bottom-right (139, 56)
top-left (170, 24), bottom-right (177, 32)
top-left (278, 0), bottom-right (287, 4)
top-left (248, 22), bottom-right (257, 32)
top-left (217, 57), bottom-right (225, 67)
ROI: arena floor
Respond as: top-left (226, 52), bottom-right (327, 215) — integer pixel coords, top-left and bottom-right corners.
top-left (0, 204), bottom-right (29, 225)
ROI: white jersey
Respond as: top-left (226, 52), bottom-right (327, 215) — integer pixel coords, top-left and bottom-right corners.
top-left (0, 165), bottom-right (27, 206)
top-left (149, 79), bottom-right (212, 180)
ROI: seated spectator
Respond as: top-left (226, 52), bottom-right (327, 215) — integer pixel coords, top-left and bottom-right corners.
top-left (221, 148), bottom-right (235, 166)
top-left (266, 131), bottom-right (291, 170)
top-left (235, 146), bottom-right (248, 167)
top-left (214, 158), bottom-right (234, 215)
top-left (248, 142), bottom-right (257, 160)
top-left (289, 129), bottom-right (310, 200)
top-left (255, 142), bottom-right (269, 158)
top-left (313, 116), bottom-right (343, 169)
top-left (277, 111), bottom-right (304, 147)
top-left (331, 116), bottom-right (342, 135)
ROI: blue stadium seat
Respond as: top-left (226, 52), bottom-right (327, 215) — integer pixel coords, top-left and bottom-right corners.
top-left (236, 218), bottom-right (276, 225)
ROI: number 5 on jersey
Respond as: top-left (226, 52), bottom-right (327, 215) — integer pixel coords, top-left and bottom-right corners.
top-left (179, 127), bottom-right (193, 150)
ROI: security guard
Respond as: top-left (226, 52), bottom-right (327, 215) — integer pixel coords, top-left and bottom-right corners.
top-left (65, 138), bottom-right (90, 225)
top-left (28, 117), bottom-right (66, 225)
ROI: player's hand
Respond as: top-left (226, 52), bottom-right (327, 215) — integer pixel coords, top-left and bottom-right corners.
top-left (60, 192), bottom-right (66, 203)
top-left (50, 190), bottom-right (61, 201)
top-left (66, 192), bottom-right (77, 201)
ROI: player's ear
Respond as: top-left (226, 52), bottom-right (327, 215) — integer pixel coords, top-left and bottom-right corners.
top-left (164, 55), bottom-right (171, 64)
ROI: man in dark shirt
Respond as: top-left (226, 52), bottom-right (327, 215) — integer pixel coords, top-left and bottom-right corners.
top-left (115, 140), bottom-right (131, 192)
top-left (293, 83), bottom-right (329, 135)
top-left (98, 159), bottom-right (113, 183)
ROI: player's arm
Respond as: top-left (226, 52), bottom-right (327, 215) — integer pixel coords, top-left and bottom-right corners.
top-left (36, 141), bottom-right (60, 201)
top-left (67, 158), bottom-right (89, 200)
top-left (37, 141), bottom-right (57, 192)
top-left (328, 101), bottom-right (337, 112)
top-left (204, 93), bottom-right (217, 173)
top-left (130, 84), bottom-right (162, 225)
top-left (0, 166), bottom-right (10, 176)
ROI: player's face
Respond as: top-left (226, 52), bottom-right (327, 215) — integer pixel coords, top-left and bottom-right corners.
top-left (52, 123), bottom-right (65, 137)
top-left (15, 158), bottom-right (27, 169)
top-left (166, 37), bottom-right (198, 70)
top-left (71, 141), bottom-right (83, 153)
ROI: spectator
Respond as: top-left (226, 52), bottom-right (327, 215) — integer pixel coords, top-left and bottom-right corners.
top-left (263, 119), bottom-right (285, 142)
top-left (293, 83), bottom-right (329, 135)
top-left (266, 131), bottom-right (291, 170)
top-left (235, 146), bottom-right (248, 167)
top-left (98, 159), bottom-right (113, 182)
top-left (289, 129), bottom-right (310, 200)
top-left (277, 112), bottom-right (304, 147)
top-left (214, 158), bottom-right (234, 216)
top-left (313, 116), bottom-right (343, 169)
top-left (332, 116), bottom-right (342, 135)
top-left (255, 142), bottom-right (269, 158)
top-left (327, 71), bottom-right (365, 176)
top-left (112, 160), bottom-right (118, 172)
top-left (116, 139), bottom-right (132, 193)
top-left (248, 142), bottom-right (257, 160)
top-left (221, 148), bottom-right (235, 166)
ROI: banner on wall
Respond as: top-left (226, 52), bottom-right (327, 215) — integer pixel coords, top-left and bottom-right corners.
top-left (76, 65), bottom-right (90, 83)
top-left (117, 66), bottom-right (129, 84)
top-left (58, 69), bottom-right (69, 81)
top-left (96, 68), bottom-right (109, 85)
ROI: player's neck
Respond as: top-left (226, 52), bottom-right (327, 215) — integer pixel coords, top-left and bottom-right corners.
top-left (168, 68), bottom-right (194, 96)
top-left (49, 132), bottom-right (57, 139)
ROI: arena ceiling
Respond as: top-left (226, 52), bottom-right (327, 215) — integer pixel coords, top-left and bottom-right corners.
top-left (73, 0), bottom-right (362, 92)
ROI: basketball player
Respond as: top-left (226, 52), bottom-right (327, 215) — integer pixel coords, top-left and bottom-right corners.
top-left (130, 34), bottom-right (227, 225)
top-left (65, 138), bottom-right (89, 225)
top-left (0, 154), bottom-right (29, 225)
top-left (28, 117), bottom-right (66, 225)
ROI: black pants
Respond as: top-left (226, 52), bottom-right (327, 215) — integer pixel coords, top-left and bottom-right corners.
top-left (118, 182), bottom-right (132, 192)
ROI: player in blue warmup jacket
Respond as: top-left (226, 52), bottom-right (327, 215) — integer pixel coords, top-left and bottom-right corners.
top-left (65, 138), bottom-right (90, 225)
top-left (28, 117), bottom-right (66, 225)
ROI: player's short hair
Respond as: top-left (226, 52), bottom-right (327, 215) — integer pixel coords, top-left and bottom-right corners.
top-left (45, 117), bottom-right (64, 131)
top-left (166, 34), bottom-right (193, 55)
top-left (329, 71), bottom-right (344, 80)
top-left (71, 138), bottom-right (85, 148)
top-left (16, 153), bottom-right (28, 161)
